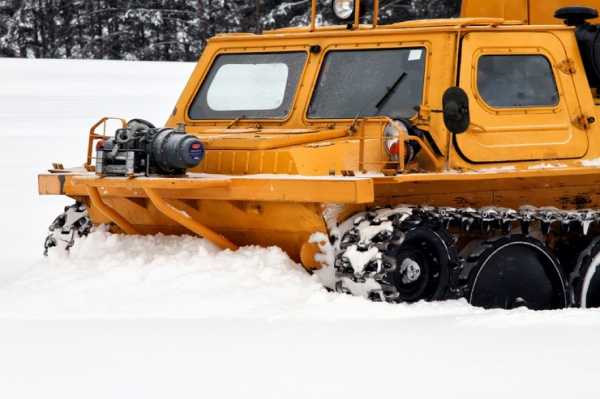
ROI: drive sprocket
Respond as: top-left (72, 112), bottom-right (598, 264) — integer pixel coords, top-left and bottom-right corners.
top-left (333, 207), bottom-right (461, 303)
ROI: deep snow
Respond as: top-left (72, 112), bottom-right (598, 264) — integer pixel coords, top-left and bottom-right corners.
top-left (1, 58), bottom-right (600, 398)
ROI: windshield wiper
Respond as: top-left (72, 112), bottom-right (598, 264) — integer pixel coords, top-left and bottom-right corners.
top-left (226, 115), bottom-right (246, 129)
top-left (374, 72), bottom-right (408, 113)
top-left (348, 71), bottom-right (408, 134)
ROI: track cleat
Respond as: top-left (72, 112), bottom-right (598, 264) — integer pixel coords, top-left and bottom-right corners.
top-left (44, 203), bottom-right (92, 256)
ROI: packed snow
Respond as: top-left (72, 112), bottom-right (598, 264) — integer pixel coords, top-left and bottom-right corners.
top-left (1, 58), bottom-right (600, 398)
top-left (528, 162), bottom-right (568, 170)
top-left (582, 157), bottom-right (600, 167)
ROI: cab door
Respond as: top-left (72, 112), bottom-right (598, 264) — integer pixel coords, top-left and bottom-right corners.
top-left (455, 32), bottom-right (589, 163)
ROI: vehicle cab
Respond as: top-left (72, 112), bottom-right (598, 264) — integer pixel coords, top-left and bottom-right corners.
top-left (166, 0), bottom-right (600, 177)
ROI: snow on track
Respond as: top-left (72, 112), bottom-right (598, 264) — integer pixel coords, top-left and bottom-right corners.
top-left (1, 58), bottom-right (600, 398)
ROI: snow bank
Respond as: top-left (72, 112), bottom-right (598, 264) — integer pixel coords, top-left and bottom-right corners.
top-left (6, 230), bottom-right (600, 326)
top-left (3, 228), bottom-right (600, 399)
top-left (8, 231), bottom-right (321, 319)
top-left (4, 230), bottom-right (483, 320)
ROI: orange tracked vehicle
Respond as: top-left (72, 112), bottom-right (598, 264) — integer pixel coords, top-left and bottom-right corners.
top-left (39, 0), bottom-right (600, 309)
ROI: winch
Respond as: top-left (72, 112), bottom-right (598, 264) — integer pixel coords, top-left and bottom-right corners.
top-left (96, 119), bottom-right (204, 176)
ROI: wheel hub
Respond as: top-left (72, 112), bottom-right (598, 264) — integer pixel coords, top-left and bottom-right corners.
top-left (400, 257), bottom-right (421, 284)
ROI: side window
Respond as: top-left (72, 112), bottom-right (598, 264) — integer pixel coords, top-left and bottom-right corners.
top-left (477, 55), bottom-right (559, 108)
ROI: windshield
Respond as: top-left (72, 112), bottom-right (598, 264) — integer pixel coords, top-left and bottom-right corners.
top-left (308, 48), bottom-right (427, 119)
top-left (189, 52), bottom-right (307, 120)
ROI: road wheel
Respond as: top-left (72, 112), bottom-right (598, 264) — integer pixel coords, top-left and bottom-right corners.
top-left (570, 237), bottom-right (600, 308)
top-left (467, 236), bottom-right (567, 310)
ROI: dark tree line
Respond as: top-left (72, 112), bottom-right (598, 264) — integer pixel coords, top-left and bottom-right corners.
top-left (0, 0), bottom-right (460, 61)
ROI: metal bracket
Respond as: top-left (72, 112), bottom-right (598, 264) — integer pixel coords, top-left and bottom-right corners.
top-left (558, 58), bottom-right (577, 75)
top-left (573, 114), bottom-right (596, 130)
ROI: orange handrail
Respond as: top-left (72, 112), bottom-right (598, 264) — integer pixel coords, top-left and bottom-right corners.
top-left (373, 0), bottom-right (379, 28)
top-left (85, 117), bottom-right (127, 171)
top-left (310, 0), bottom-right (317, 31)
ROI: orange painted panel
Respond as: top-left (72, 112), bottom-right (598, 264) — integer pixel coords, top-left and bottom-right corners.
top-left (456, 31), bottom-right (589, 162)
top-left (462, 0), bottom-right (600, 25)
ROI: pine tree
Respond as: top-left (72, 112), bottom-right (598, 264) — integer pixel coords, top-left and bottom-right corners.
top-left (0, 0), bottom-right (461, 61)
top-left (0, 0), bottom-right (22, 56)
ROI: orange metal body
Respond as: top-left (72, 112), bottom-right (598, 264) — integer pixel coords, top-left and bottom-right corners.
top-left (38, 1), bottom-right (600, 267)
top-left (461, 0), bottom-right (600, 25)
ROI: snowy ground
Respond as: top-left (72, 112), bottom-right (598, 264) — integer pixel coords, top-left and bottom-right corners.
top-left (1, 58), bottom-right (600, 398)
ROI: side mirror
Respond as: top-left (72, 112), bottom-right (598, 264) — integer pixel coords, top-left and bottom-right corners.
top-left (442, 87), bottom-right (470, 134)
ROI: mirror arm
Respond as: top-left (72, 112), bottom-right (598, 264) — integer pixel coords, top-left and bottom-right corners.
top-left (414, 105), bottom-right (443, 113)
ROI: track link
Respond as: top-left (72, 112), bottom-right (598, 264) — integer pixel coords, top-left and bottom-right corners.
top-left (44, 202), bottom-right (92, 255)
top-left (331, 205), bottom-right (594, 304)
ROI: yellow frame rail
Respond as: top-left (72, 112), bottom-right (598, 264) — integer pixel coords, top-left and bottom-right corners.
top-left (86, 186), bottom-right (139, 234)
top-left (144, 188), bottom-right (239, 251)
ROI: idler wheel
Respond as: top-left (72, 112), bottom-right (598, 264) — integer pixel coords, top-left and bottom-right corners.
top-left (570, 237), bottom-right (600, 308)
top-left (384, 225), bottom-right (456, 302)
top-left (468, 236), bottom-right (567, 310)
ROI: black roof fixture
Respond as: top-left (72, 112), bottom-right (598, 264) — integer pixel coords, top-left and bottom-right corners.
top-left (555, 6), bottom-right (600, 89)
top-left (555, 6), bottom-right (598, 26)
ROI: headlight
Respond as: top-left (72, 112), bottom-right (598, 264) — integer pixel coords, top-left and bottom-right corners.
top-left (332, 0), bottom-right (355, 21)
top-left (383, 120), bottom-right (408, 161)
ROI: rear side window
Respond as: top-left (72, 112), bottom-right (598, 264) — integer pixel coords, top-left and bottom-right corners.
top-left (477, 55), bottom-right (559, 108)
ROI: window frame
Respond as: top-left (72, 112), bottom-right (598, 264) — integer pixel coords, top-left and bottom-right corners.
top-left (304, 42), bottom-right (431, 121)
top-left (472, 49), bottom-right (562, 114)
top-left (186, 49), bottom-right (310, 122)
